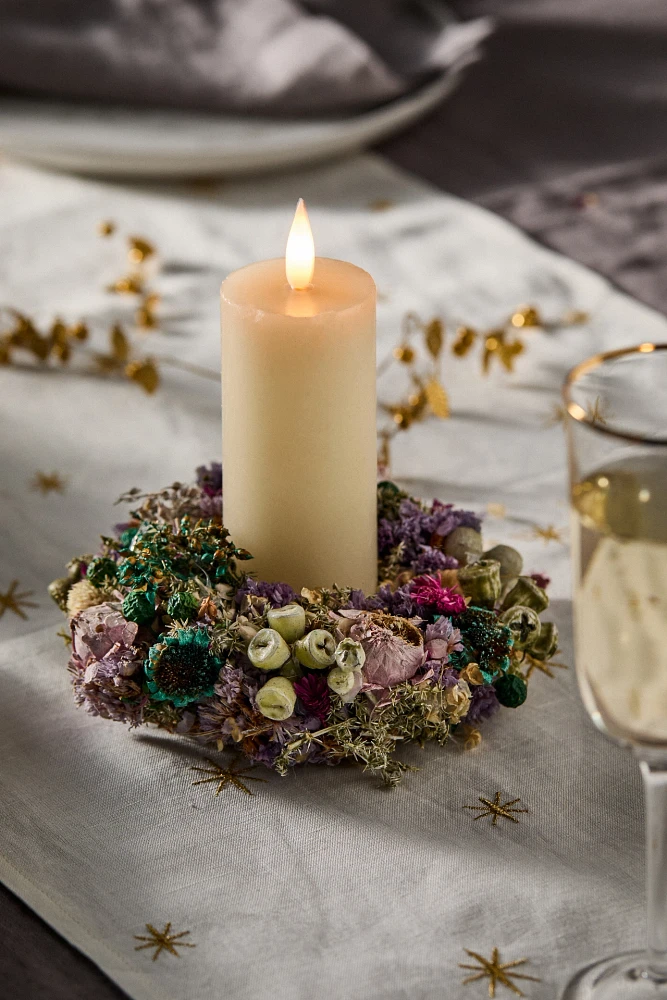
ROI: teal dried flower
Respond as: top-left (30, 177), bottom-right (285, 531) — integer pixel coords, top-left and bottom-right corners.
top-left (86, 556), bottom-right (118, 588)
top-left (122, 588), bottom-right (155, 624)
top-left (146, 628), bottom-right (221, 707)
top-left (494, 673), bottom-right (527, 708)
top-left (166, 591), bottom-right (198, 621)
top-left (119, 526), bottom-right (138, 549)
top-left (454, 606), bottom-right (513, 680)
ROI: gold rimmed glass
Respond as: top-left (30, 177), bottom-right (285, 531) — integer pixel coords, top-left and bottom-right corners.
top-left (563, 343), bottom-right (667, 999)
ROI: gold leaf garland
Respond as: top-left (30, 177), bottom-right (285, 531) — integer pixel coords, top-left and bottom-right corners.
top-left (0, 222), bottom-right (590, 467)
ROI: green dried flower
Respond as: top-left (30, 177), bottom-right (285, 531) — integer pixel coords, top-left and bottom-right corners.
top-left (494, 673), bottom-right (528, 708)
top-left (86, 556), bottom-right (118, 588)
top-left (166, 591), bottom-right (199, 621)
top-left (458, 559), bottom-right (502, 608)
top-left (122, 588), bottom-right (155, 624)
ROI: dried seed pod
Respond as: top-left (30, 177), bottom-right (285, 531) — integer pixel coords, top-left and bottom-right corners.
top-left (256, 676), bottom-right (296, 721)
top-left (457, 559), bottom-right (502, 608)
top-left (483, 544), bottom-right (523, 583)
top-left (442, 526), bottom-right (483, 566)
top-left (529, 621), bottom-right (559, 661)
top-left (500, 605), bottom-right (541, 650)
top-left (501, 576), bottom-right (548, 614)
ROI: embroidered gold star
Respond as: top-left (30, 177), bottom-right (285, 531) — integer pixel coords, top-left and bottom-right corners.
top-left (31, 471), bottom-right (67, 494)
top-left (134, 922), bottom-right (195, 961)
top-left (464, 792), bottom-right (528, 826)
top-left (460, 948), bottom-right (540, 997)
top-left (0, 580), bottom-right (38, 621)
top-left (190, 758), bottom-right (267, 796)
top-left (531, 524), bottom-right (563, 545)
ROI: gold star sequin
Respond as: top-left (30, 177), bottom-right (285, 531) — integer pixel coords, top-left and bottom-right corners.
top-left (460, 948), bottom-right (540, 997)
top-left (531, 524), bottom-right (564, 545)
top-left (464, 792), bottom-right (528, 826)
top-left (0, 580), bottom-right (38, 621)
top-left (31, 471), bottom-right (67, 495)
top-left (190, 758), bottom-right (267, 796)
top-left (134, 922), bottom-right (195, 961)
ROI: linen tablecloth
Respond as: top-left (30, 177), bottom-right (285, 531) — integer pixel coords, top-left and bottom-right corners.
top-left (1, 152), bottom-right (666, 999)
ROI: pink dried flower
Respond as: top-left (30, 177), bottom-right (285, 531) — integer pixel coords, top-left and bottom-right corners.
top-left (351, 616), bottom-right (424, 689)
top-left (424, 616), bottom-right (463, 662)
top-left (409, 575), bottom-right (466, 615)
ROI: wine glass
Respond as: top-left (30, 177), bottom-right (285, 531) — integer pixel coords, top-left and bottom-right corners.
top-left (563, 342), bottom-right (667, 999)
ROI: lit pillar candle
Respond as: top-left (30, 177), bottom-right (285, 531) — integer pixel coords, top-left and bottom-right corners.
top-left (221, 200), bottom-right (377, 594)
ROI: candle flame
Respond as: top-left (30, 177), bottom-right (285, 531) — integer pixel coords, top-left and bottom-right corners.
top-left (286, 198), bottom-right (315, 290)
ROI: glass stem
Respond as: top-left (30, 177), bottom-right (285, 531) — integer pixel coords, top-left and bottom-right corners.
top-left (638, 752), bottom-right (667, 979)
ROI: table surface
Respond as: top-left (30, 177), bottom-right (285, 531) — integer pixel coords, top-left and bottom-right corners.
top-left (1, 1), bottom-right (666, 997)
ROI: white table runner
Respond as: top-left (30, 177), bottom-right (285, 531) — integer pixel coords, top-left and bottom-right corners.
top-left (1, 153), bottom-right (665, 999)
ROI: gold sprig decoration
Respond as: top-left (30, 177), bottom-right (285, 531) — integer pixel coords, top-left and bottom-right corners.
top-left (0, 310), bottom-right (89, 368)
top-left (0, 224), bottom-right (218, 394)
top-left (105, 232), bottom-right (161, 331)
top-left (377, 305), bottom-right (588, 472)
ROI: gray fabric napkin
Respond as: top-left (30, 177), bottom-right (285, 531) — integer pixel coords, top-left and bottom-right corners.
top-left (0, 0), bottom-right (488, 116)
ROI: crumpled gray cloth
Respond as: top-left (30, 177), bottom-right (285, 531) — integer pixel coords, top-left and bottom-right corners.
top-left (0, 0), bottom-right (487, 116)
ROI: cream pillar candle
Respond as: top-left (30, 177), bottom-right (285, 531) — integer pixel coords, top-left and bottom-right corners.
top-left (220, 201), bottom-right (377, 594)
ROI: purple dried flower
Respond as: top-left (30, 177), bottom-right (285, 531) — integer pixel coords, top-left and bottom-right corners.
top-left (215, 662), bottom-right (245, 703)
top-left (428, 500), bottom-right (482, 539)
top-left (69, 603), bottom-right (146, 725)
top-left (412, 547), bottom-right (458, 575)
top-left (440, 666), bottom-right (459, 688)
top-left (196, 462), bottom-right (223, 496)
top-left (373, 583), bottom-right (417, 618)
top-left (293, 674), bottom-right (331, 724)
top-left (530, 572), bottom-right (551, 590)
top-left (377, 519), bottom-right (396, 556)
top-left (345, 588), bottom-right (385, 612)
top-left (465, 684), bottom-right (500, 724)
top-left (198, 492), bottom-right (223, 519)
top-left (235, 579), bottom-right (297, 608)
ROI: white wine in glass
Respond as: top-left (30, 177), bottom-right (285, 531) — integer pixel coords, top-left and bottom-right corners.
top-left (564, 344), bottom-right (667, 999)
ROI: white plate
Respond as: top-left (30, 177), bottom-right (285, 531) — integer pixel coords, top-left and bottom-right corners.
top-left (0, 66), bottom-right (467, 178)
